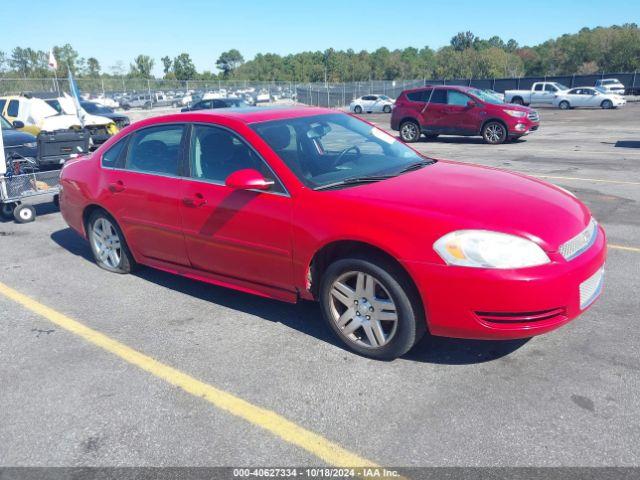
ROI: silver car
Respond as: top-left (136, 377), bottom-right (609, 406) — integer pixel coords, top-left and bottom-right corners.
top-left (349, 95), bottom-right (394, 114)
top-left (553, 87), bottom-right (626, 109)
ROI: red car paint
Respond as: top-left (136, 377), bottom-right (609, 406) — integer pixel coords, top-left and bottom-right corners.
top-left (391, 85), bottom-right (540, 140)
top-left (59, 107), bottom-right (605, 340)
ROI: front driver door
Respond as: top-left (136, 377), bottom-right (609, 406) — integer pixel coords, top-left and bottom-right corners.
top-left (179, 123), bottom-right (294, 293)
top-left (100, 123), bottom-right (190, 266)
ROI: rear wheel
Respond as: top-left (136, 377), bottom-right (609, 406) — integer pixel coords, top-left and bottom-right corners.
top-left (13, 204), bottom-right (36, 223)
top-left (383, 105), bottom-right (392, 113)
top-left (511, 97), bottom-right (524, 105)
top-left (87, 211), bottom-right (135, 274)
top-left (482, 121), bottom-right (507, 145)
top-left (559, 100), bottom-right (570, 110)
top-left (601, 100), bottom-right (613, 109)
top-left (320, 257), bottom-right (425, 360)
top-left (1, 202), bottom-right (17, 219)
top-left (353, 105), bottom-right (363, 114)
top-left (399, 120), bottom-right (421, 143)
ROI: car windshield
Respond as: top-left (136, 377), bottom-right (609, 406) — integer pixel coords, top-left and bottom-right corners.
top-left (469, 89), bottom-right (504, 105)
top-left (252, 113), bottom-right (434, 189)
top-left (1, 115), bottom-right (13, 130)
top-left (601, 79), bottom-right (619, 85)
top-left (554, 83), bottom-right (569, 90)
top-left (83, 102), bottom-right (112, 114)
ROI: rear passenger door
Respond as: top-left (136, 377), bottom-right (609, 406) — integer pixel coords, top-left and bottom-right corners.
top-left (100, 124), bottom-right (190, 266)
top-left (423, 89), bottom-right (448, 132)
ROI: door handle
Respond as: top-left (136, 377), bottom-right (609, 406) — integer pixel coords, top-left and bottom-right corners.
top-left (182, 193), bottom-right (207, 207)
top-left (108, 180), bottom-right (125, 193)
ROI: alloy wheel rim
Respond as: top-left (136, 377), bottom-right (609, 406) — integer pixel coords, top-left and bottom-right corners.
top-left (329, 271), bottom-right (399, 349)
top-left (401, 123), bottom-right (418, 140)
top-left (486, 124), bottom-right (504, 143)
top-left (91, 218), bottom-right (122, 268)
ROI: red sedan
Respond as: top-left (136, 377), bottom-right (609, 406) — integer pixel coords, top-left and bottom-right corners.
top-left (59, 107), bottom-right (606, 359)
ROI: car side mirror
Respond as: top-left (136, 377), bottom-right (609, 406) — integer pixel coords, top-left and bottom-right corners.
top-left (225, 169), bottom-right (274, 191)
top-left (12, 120), bottom-right (25, 129)
top-left (466, 100), bottom-right (477, 108)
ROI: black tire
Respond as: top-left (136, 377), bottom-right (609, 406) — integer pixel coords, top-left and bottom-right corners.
top-left (13, 204), bottom-right (36, 223)
top-left (482, 121), bottom-right (508, 145)
top-left (319, 256), bottom-right (426, 360)
top-left (52, 194), bottom-right (60, 209)
top-left (424, 133), bottom-right (439, 141)
top-left (399, 120), bottom-right (421, 143)
top-left (353, 105), bottom-right (363, 114)
top-left (1, 202), bottom-right (17, 219)
top-left (511, 97), bottom-right (524, 105)
top-left (382, 105), bottom-right (392, 113)
top-left (558, 100), bottom-right (570, 110)
top-left (87, 210), bottom-right (136, 274)
top-left (122, 105), bottom-right (130, 111)
top-left (601, 100), bottom-right (613, 109)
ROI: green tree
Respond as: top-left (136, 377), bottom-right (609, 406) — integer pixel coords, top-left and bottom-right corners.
top-left (450, 31), bottom-right (475, 51)
top-left (216, 49), bottom-right (244, 77)
top-left (173, 53), bottom-right (197, 80)
top-left (53, 44), bottom-right (80, 76)
top-left (161, 56), bottom-right (173, 75)
top-left (86, 57), bottom-right (101, 77)
top-left (129, 54), bottom-right (155, 78)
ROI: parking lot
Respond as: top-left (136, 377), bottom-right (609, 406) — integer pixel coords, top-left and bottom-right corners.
top-left (1, 103), bottom-right (639, 468)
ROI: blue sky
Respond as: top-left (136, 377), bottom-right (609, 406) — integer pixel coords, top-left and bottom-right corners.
top-left (2, 0), bottom-right (638, 76)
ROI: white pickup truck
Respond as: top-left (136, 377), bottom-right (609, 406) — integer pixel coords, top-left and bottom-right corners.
top-left (504, 82), bottom-right (569, 106)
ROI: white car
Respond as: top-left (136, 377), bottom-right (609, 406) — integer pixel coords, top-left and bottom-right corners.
top-left (595, 78), bottom-right (626, 96)
top-left (553, 87), bottom-right (626, 110)
top-left (349, 95), bottom-right (394, 114)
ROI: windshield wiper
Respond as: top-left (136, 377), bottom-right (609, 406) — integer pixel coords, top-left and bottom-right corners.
top-left (314, 174), bottom-right (395, 191)
top-left (397, 160), bottom-right (435, 174)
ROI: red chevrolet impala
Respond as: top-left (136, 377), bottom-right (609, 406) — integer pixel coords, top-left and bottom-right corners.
top-left (59, 107), bottom-right (606, 359)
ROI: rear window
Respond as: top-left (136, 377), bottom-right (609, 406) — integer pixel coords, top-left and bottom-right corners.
top-left (429, 90), bottom-right (447, 104)
top-left (406, 89), bottom-right (431, 102)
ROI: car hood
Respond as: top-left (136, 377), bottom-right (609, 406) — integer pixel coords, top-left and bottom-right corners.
top-left (2, 129), bottom-right (36, 147)
top-left (334, 160), bottom-right (591, 252)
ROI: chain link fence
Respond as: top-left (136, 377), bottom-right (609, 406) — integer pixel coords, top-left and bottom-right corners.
top-left (1, 72), bottom-right (638, 108)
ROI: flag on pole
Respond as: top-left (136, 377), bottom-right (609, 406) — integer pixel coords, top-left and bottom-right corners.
top-left (48, 49), bottom-right (58, 70)
top-left (68, 68), bottom-right (86, 128)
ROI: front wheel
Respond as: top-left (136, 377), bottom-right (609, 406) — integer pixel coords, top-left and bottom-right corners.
top-left (399, 120), bottom-right (421, 143)
top-left (353, 105), bottom-right (363, 114)
top-left (482, 121), bottom-right (507, 144)
top-left (382, 105), bottom-right (392, 113)
top-left (601, 100), bottom-right (613, 109)
top-left (87, 211), bottom-right (136, 274)
top-left (511, 97), bottom-right (524, 105)
top-left (319, 257), bottom-right (425, 360)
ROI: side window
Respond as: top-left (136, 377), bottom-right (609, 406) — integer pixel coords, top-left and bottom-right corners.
top-left (429, 89), bottom-right (447, 104)
top-left (447, 90), bottom-right (471, 106)
top-left (8, 100), bottom-right (19, 117)
top-left (189, 125), bottom-right (285, 193)
top-left (0, 99), bottom-right (6, 114)
top-left (212, 100), bottom-right (226, 108)
top-left (101, 137), bottom-right (128, 168)
top-left (125, 125), bottom-right (184, 176)
top-left (534, 84), bottom-right (543, 91)
top-left (545, 84), bottom-right (557, 92)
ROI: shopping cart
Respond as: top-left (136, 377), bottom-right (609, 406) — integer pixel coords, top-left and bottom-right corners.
top-left (1, 157), bottom-right (60, 223)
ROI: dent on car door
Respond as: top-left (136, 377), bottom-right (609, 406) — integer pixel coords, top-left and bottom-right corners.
top-left (179, 123), bottom-right (294, 293)
top-left (100, 124), bottom-right (190, 266)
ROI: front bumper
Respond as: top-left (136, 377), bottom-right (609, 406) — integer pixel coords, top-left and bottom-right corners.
top-left (405, 226), bottom-right (607, 340)
top-left (507, 116), bottom-right (539, 136)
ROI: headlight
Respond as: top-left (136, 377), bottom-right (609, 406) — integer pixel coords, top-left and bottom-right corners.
top-left (24, 142), bottom-right (38, 149)
top-left (504, 109), bottom-right (527, 118)
top-left (433, 230), bottom-right (550, 269)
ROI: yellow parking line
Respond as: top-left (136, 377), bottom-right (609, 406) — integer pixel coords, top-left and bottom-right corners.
top-left (530, 175), bottom-right (640, 186)
top-left (609, 244), bottom-right (640, 253)
top-left (0, 281), bottom-right (377, 468)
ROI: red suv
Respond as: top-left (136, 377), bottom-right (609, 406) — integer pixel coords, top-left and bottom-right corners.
top-left (391, 86), bottom-right (540, 144)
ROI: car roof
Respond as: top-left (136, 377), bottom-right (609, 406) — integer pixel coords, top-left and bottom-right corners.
top-left (160, 106), bottom-right (335, 125)
top-left (401, 85), bottom-right (474, 94)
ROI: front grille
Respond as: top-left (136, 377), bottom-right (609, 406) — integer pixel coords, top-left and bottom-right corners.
top-left (560, 218), bottom-right (597, 261)
top-left (580, 267), bottom-right (605, 310)
top-left (476, 307), bottom-right (566, 324)
top-left (528, 111), bottom-right (540, 122)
